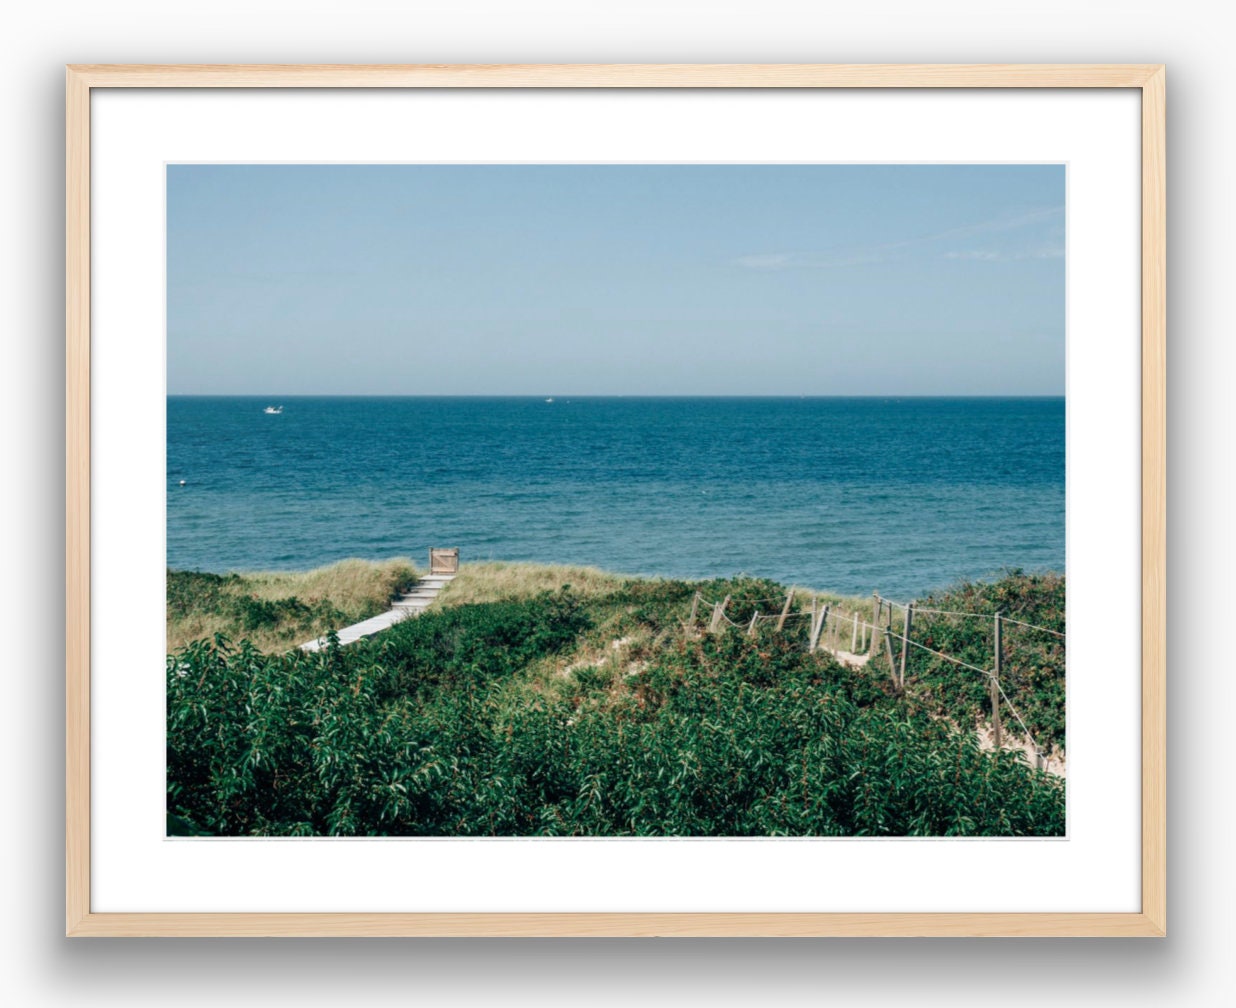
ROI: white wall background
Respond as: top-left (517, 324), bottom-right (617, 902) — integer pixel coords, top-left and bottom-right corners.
top-left (0, 2), bottom-right (1225, 1004)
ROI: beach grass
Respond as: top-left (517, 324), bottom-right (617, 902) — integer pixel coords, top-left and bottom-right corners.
top-left (166, 557), bottom-right (417, 653)
top-left (166, 558), bottom-right (882, 655)
top-left (433, 560), bottom-right (630, 606)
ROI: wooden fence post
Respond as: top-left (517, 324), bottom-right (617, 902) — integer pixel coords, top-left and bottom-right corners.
top-left (747, 611), bottom-right (760, 636)
top-left (709, 595), bottom-right (731, 633)
top-left (991, 612), bottom-right (1003, 748)
top-left (884, 632), bottom-right (900, 691)
top-left (688, 593), bottom-right (699, 626)
top-left (870, 592), bottom-right (882, 657)
top-left (776, 591), bottom-right (794, 631)
top-left (899, 602), bottom-right (914, 688)
top-left (851, 611), bottom-right (859, 653)
top-left (810, 605), bottom-right (828, 653)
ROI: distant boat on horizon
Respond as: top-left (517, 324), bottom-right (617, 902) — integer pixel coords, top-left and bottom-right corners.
top-left (545, 398), bottom-right (554, 403)
top-left (263, 405), bottom-right (283, 414)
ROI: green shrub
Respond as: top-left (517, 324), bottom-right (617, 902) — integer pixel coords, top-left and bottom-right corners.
top-left (879, 571), bottom-right (1066, 751)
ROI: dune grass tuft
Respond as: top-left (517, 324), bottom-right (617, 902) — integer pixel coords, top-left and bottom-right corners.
top-left (434, 561), bottom-right (629, 606)
top-left (238, 558), bottom-right (419, 612)
top-left (166, 557), bottom-right (417, 653)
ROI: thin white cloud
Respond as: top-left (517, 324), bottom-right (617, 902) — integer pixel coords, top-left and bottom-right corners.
top-left (942, 245), bottom-right (1065, 262)
top-left (736, 250), bottom-right (885, 270)
top-left (925, 205), bottom-right (1064, 244)
top-left (735, 205), bottom-right (1064, 271)
top-left (734, 253), bottom-right (795, 270)
top-left (944, 250), bottom-right (1004, 261)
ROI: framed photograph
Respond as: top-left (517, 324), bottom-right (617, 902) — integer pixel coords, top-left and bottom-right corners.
top-left (66, 64), bottom-right (1165, 937)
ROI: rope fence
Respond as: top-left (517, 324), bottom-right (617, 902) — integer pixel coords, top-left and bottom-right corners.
top-left (876, 594), bottom-right (1064, 638)
top-left (995, 678), bottom-right (1039, 751)
top-left (685, 587), bottom-right (1060, 770)
top-left (881, 625), bottom-right (995, 679)
top-left (1000, 616), bottom-right (1067, 638)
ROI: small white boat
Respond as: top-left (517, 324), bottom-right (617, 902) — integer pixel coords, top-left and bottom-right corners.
top-left (263, 405), bottom-right (283, 414)
top-left (545, 398), bottom-right (554, 403)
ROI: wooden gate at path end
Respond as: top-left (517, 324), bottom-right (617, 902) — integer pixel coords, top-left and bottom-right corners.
top-left (429, 547), bottom-right (459, 574)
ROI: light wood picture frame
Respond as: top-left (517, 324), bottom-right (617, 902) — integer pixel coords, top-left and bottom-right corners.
top-left (66, 63), bottom-right (1166, 937)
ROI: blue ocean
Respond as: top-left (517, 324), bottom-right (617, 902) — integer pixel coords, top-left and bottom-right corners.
top-left (166, 397), bottom-right (1064, 599)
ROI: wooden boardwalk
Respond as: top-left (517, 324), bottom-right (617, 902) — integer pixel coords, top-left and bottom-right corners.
top-left (300, 573), bottom-right (455, 651)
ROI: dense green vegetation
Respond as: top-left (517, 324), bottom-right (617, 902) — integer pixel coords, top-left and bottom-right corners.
top-left (167, 568), bottom-right (1065, 837)
top-left (872, 572), bottom-right (1066, 753)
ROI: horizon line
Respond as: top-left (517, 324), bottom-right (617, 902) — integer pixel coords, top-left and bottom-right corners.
top-left (166, 392), bottom-right (1066, 399)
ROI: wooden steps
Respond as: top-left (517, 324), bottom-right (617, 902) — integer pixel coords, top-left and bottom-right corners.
top-left (300, 573), bottom-right (455, 651)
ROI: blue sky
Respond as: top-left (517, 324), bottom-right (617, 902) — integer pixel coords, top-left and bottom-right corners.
top-left (167, 164), bottom-right (1064, 395)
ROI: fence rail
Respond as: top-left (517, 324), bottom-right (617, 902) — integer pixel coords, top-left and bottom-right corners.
top-left (686, 588), bottom-right (1063, 771)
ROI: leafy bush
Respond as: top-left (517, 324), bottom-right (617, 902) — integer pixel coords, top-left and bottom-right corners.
top-left (877, 571), bottom-right (1066, 751)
